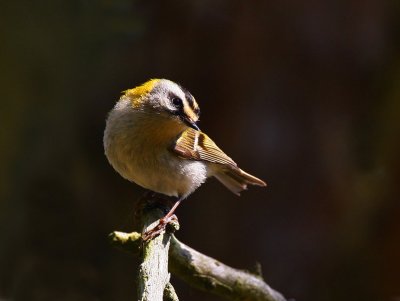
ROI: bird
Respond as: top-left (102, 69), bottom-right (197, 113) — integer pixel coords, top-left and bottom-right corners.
top-left (103, 79), bottom-right (266, 240)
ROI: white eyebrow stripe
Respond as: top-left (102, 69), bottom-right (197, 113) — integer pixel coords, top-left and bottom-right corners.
top-left (163, 80), bottom-right (186, 100)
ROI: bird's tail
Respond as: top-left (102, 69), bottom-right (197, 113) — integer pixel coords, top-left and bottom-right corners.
top-left (215, 167), bottom-right (267, 196)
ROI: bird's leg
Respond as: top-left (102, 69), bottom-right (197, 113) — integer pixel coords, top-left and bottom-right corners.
top-left (142, 198), bottom-right (182, 241)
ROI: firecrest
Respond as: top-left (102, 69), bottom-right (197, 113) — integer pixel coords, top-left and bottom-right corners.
top-left (103, 79), bottom-right (266, 239)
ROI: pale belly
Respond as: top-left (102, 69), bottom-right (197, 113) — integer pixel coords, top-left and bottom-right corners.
top-left (122, 150), bottom-right (208, 198)
top-left (104, 116), bottom-right (208, 198)
top-left (104, 104), bottom-right (210, 198)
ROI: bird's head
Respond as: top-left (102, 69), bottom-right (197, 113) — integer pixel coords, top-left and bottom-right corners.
top-left (123, 79), bottom-right (201, 130)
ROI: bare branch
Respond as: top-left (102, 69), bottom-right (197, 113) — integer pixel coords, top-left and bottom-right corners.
top-left (129, 198), bottom-right (180, 301)
top-left (110, 231), bottom-right (287, 301)
top-left (137, 208), bottom-right (170, 300)
top-left (164, 282), bottom-right (179, 301)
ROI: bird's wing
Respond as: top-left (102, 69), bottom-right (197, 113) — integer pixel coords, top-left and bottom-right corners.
top-left (172, 128), bottom-right (237, 168)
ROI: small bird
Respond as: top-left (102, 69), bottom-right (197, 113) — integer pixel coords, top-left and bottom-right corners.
top-left (104, 79), bottom-right (266, 239)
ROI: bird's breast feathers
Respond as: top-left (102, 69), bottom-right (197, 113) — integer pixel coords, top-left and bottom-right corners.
top-left (104, 107), bottom-right (208, 198)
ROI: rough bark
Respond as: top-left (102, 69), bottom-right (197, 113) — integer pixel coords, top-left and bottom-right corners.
top-left (110, 231), bottom-right (287, 301)
top-left (133, 198), bottom-right (180, 301)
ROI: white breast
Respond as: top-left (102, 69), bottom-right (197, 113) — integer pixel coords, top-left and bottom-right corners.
top-left (103, 99), bottom-right (208, 198)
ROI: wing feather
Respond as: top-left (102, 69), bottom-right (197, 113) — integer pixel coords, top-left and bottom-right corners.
top-left (172, 128), bottom-right (267, 194)
top-left (172, 128), bottom-right (237, 167)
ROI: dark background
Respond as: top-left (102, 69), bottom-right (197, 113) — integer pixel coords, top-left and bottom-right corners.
top-left (1, 1), bottom-right (399, 300)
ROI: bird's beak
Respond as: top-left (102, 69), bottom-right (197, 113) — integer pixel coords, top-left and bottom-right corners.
top-left (183, 116), bottom-right (200, 131)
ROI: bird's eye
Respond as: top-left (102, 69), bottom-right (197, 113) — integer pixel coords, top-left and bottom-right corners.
top-left (172, 97), bottom-right (183, 108)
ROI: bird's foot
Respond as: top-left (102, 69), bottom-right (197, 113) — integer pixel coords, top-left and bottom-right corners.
top-left (142, 214), bottom-right (179, 241)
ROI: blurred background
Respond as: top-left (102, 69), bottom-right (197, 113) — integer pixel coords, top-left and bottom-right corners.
top-left (1, 1), bottom-right (399, 300)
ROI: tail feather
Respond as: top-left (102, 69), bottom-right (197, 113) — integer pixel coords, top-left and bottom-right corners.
top-left (215, 168), bottom-right (267, 195)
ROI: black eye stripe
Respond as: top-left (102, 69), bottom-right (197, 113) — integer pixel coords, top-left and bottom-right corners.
top-left (172, 97), bottom-right (183, 107)
top-left (177, 84), bottom-right (197, 111)
top-left (169, 86), bottom-right (200, 118)
top-left (185, 92), bottom-right (194, 108)
top-left (168, 92), bottom-right (183, 108)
